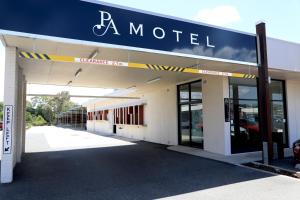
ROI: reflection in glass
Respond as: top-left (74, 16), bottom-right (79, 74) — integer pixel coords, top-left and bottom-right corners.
top-left (178, 80), bottom-right (203, 148)
top-left (180, 105), bottom-right (190, 145)
top-left (179, 84), bottom-right (189, 103)
top-left (191, 81), bottom-right (202, 101)
top-left (270, 80), bottom-right (283, 101)
top-left (191, 103), bottom-right (203, 147)
top-left (238, 85), bottom-right (257, 99)
top-left (230, 100), bottom-right (260, 153)
top-left (230, 78), bottom-right (288, 153)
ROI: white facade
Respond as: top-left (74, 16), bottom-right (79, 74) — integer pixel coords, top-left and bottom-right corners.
top-left (85, 38), bottom-right (300, 157)
top-left (86, 76), bottom-right (234, 155)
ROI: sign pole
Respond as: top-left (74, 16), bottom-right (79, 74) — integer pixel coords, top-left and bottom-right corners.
top-left (256, 22), bottom-right (273, 164)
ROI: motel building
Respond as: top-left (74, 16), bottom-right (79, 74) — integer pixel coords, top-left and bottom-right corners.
top-left (1, 0), bottom-right (300, 184)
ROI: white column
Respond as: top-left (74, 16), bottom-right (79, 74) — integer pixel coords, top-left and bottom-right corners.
top-left (286, 80), bottom-right (300, 148)
top-left (1, 47), bottom-right (18, 183)
top-left (22, 79), bottom-right (27, 153)
top-left (202, 76), bottom-right (231, 155)
top-left (16, 68), bottom-right (24, 163)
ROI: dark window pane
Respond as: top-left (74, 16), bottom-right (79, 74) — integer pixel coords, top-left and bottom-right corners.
top-left (230, 100), bottom-right (261, 153)
top-left (191, 103), bottom-right (203, 146)
top-left (270, 80), bottom-right (283, 101)
top-left (180, 105), bottom-right (190, 145)
top-left (271, 101), bottom-right (287, 145)
top-left (229, 78), bottom-right (257, 100)
top-left (190, 81), bottom-right (202, 102)
top-left (179, 84), bottom-right (189, 103)
top-left (238, 85), bottom-right (257, 99)
top-left (229, 85), bottom-right (233, 99)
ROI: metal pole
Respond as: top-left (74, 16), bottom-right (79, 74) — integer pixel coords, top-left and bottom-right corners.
top-left (256, 22), bottom-right (273, 164)
top-left (81, 107), bottom-right (83, 129)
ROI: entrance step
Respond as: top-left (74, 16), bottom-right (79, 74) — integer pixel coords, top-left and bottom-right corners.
top-left (167, 145), bottom-right (261, 165)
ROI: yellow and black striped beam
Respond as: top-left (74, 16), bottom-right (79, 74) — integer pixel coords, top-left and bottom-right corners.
top-left (18, 51), bottom-right (256, 79)
top-left (145, 64), bottom-right (186, 72)
top-left (19, 51), bottom-right (51, 60)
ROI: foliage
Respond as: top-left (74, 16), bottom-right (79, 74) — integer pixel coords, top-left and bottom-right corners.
top-left (0, 91), bottom-right (76, 126)
top-left (26, 91), bottom-right (77, 126)
top-left (0, 101), bottom-right (3, 121)
top-left (31, 115), bottom-right (48, 126)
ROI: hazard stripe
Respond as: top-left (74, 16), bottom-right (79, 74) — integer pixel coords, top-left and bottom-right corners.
top-left (35, 53), bottom-right (43, 59)
top-left (154, 65), bottom-right (161, 71)
top-left (158, 65), bottom-right (164, 71)
top-left (18, 51), bottom-right (256, 79)
top-left (25, 52), bottom-right (34, 59)
top-left (19, 52), bottom-right (26, 58)
top-left (43, 54), bottom-right (51, 60)
top-left (30, 53), bottom-right (38, 59)
top-left (242, 74), bottom-right (256, 79)
top-left (146, 64), bottom-right (151, 70)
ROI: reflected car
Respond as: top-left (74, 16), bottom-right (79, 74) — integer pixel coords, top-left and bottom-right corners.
top-left (240, 118), bottom-right (259, 134)
top-left (293, 139), bottom-right (300, 163)
top-left (0, 121), bottom-right (3, 130)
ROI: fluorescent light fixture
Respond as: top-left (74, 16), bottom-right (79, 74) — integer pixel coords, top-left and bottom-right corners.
top-left (67, 80), bottom-right (72, 85)
top-left (146, 77), bottom-right (161, 84)
top-left (74, 68), bottom-right (82, 77)
top-left (89, 50), bottom-right (98, 59)
top-left (126, 86), bottom-right (136, 90)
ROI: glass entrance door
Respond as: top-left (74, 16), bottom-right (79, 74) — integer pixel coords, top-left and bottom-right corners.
top-left (178, 80), bottom-right (203, 148)
top-left (191, 103), bottom-right (203, 146)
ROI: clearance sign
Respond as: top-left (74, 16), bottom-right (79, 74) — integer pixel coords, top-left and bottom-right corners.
top-left (18, 51), bottom-right (256, 79)
top-left (0, 0), bottom-right (257, 64)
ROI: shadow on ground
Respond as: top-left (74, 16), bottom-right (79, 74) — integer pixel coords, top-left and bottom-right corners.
top-left (0, 141), bottom-right (273, 200)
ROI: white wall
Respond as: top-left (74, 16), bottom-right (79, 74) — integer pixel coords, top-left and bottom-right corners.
top-left (86, 78), bottom-right (233, 153)
top-left (143, 85), bottom-right (178, 145)
top-left (87, 110), bottom-right (113, 134)
top-left (115, 85), bottom-right (178, 145)
top-left (267, 38), bottom-right (300, 71)
top-left (116, 125), bottom-right (146, 141)
top-left (86, 84), bottom-right (178, 146)
top-left (202, 76), bottom-right (230, 155)
top-left (286, 80), bottom-right (300, 147)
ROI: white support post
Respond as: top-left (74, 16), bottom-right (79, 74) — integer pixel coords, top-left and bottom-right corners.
top-left (1, 47), bottom-right (18, 183)
top-left (21, 78), bottom-right (27, 154)
top-left (16, 68), bottom-right (24, 163)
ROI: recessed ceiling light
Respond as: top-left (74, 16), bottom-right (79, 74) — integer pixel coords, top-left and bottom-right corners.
top-left (89, 50), bottom-right (98, 59)
top-left (146, 77), bottom-right (161, 84)
top-left (127, 86), bottom-right (136, 90)
top-left (74, 68), bottom-right (82, 77)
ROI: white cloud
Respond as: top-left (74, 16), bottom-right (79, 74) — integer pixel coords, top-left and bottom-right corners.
top-left (194, 5), bottom-right (241, 26)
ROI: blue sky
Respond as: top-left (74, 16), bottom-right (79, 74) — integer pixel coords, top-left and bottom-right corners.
top-left (99, 0), bottom-right (300, 43)
top-left (0, 0), bottom-right (299, 102)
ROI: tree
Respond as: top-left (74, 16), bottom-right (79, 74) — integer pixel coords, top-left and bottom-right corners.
top-left (32, 115), bottom-right (47, 126)
top-left (27, 91), bottom-right (77, 125)
top-left (51, 91), bottom-right (76, 114)
top-left (0, 102), bottom-right (3, 120)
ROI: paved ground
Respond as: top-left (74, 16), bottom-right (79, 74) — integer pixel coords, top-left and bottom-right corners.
top-left (0, 127), bottom-right (300, 200)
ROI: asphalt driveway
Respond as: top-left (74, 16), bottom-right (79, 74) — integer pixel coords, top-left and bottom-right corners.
top-left (0, 127), bottom-right (299, 200)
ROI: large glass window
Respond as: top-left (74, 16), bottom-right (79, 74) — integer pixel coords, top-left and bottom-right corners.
top-left (229, 78), bottom-right (288, 154)
top-left (178, 80), bottom-right (203, 148)
top-left (230, 78), bottom-right (260, 154)
top-left (270, 80), bottom-right (288, 147)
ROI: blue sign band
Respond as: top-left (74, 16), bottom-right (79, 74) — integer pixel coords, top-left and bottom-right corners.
top-left (0, 0), bottom-right (257, 63)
